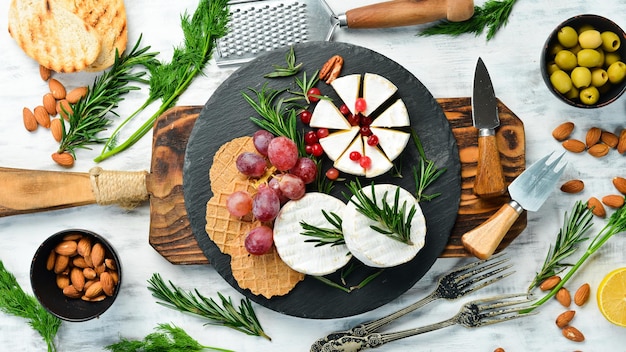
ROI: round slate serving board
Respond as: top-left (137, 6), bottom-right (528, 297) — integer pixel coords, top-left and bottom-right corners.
top-left (183, 41), bottom-right (461, 319)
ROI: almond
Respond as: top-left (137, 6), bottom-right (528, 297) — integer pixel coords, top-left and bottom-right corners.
top-left (91, 243), bottom-right (105, 267)
top-left (560, 180), bottom-right (584, 194)
top-left (70, 267), bottom-right (85, 291)
top-left (540, 275), bottom-right (562, 291)
top-left (552, 122), bottom-right (575, 141)
top-left (585, 127), bottom-right (602, 147)
top-left (72, 256), bottom-right (89, 269)
top-left (56, 99), bottom-right (72, 120)
top-left (23, 107), bottom-right (38, 131)
top-left (62, 232), bottom-right (82, 241)
top-left (33, 105), bottom-right (50, 128)
top-left (613, 177), bottom-right (626, 195)
top-left (562, 139), bottom-right (586, 153)
top-left (602, 194), bottom-right (625, 209)
top-left (49, 78), bottom-right (66, 99)
top-left (53, 254), bottom-right (69, 274)
top-left (105, 258), bottom-right (117, 270)
top-left (562, 325), bottom-right (585, 342)
top-left (43, 93), bottom-right (57, 116)
top-left (51, 152), bottom-right (74, 167)
top-left (82, 294), bottom-right (106, 302)
top-left (46, 250), bottom-right (56, 271)
top-left (588, 196), bottom-right (606, 217)
top-left (50, 118), bottom-right (63, 142)
top-left (601, 131), bottom-right (619, 148)
top-left (556, 287), bottom-right (571, 307)
top-left (84, 281), bottom-right (103, 298)
top-left (56, 274), bottom-right (70, 290)
top-left (618, 129), bottom-right (626, 154)
top-left (574, 283), bottom-right (590, 306)
top-left (588, 143), bottom-right (609, 157)
top-left (39, 65), bottom-right (51, 81)
top-left (100, 272), bottom-right (115, 296)
top-left (63, 285), bottom-right (82, 299)
top-left (66, 86), bottom-right (88, 104)
top-left (77, 237), bottom-right (92, 257)
top-left (83, 267), bottom-right (97, 280)
top-left (494, 348), bottom-right (505, 352)
top-left (109, 270), bottom-right (119, 285)
top-left (54, 240), bottom-right (78, 256)
top-left (556, 310), bottom-right (575, 328)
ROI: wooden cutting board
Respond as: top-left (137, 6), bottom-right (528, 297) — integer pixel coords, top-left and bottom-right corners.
top-left (148, 98), bottom-right (526, 264)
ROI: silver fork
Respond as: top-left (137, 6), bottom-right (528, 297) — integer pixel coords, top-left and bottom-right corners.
top-left (319, 293), bottom-right (535, 352)
top-left (310, 253), bottom-right (513, 351)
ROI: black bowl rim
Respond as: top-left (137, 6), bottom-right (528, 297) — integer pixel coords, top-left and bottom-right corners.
top-left (541, 14), bottom-right (626, 108)
top-left (30, 229), bottom-right (122, 322)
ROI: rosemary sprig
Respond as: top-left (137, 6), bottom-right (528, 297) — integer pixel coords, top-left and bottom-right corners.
top-left (411, 130), bottom-right (445, 202)
top-left (105, 323), bottom-right (234, 352)
top-left (95, 0), bottom-right (230, 162)
top-left (0, 260), bottom-right (61, 352)
top-left (147, 273), bottom-right (270, 340)
top-left (527, 201), bottom-right (593, 292)
top-left (285, 69), bottom-right (322, 105)
top-left (58, 36), bottom-right (158, 157)
top-left (264, 46), bottom-right (302, 78)
top-left (315, 159), bottom-right (335, 194)
top-left (344, 180), bottom-right (416, 245)
top-left (314, 264), bottom-right (384, 293)
top-left (300, 210), bottom-right (345, 247)
top-left (420, 0), bottom-right (518, 40)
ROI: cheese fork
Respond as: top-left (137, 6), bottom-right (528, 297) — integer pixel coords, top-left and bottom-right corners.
top-left (310, 253), bottom-right (513, 351)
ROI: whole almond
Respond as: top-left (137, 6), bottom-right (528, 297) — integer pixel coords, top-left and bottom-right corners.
top-left (618, 129), bottom-right (626, 154)
top-left (91, 243), bottom-right (105, 268)
top-left (105, 258), bottom-right (116, 270)
top-left (62, 233), bottom-right (82, 241)
top-left (83, 267), bottom-right (97, 280)
top-left (562, 325), bottom-right (585, 342)
top-left (613, 177), bottom-right (626, 194)
top-left (602, 194), bottom-right (625, 209)
top-left (109, 270), bottom-right (119, 285)
top-left (72, 256), bottom-right (89, 269)
top-left (601, 131), bottom-right (619, 148)
top-left (50, 118), bottom-right (63, 142)
top-left (63, 285), bottom-right (82, 299)
top-left (66, 86), bottom-right (88, 104)
top-left (39, 65), bottom-right (51, 81)
top-left (552, 122), bottom-right (575, 141)
top-left (46, 250), bottom-right (56, 271)
top-left (588, 197), bottom-right (606, 218)
top-left (54, 240), bottom-right (78, 256)
top-left (574, 283), bottom-right (590, 306)
top-left (56, 99), bottom-right (72, 120)
top-left (51, 152), bottom-right (74, 167)
top-left (81, 294), bottom-right (106, 302)
top-left (53, 255), bottom-right (70, 274)
top-left (84, 279), bottom-right (98, 290)
top-left (94, 263), bottom-right (106, 275)
top-left (77, 237), bottom-right (92, 257)
top-left (560, 180), bottom-right (584, 194)
top-left (70, 267), bottom-right (85, 291)
top-left (43, 93), bottom-right (57, 115)
top-left (556, 287), bottom-right (571, 307)
top-left (23, 107), bottom-right (38, 131)
top-left (540, 275), bottom-right (562, 291)
top-left (56, 274), bottom-right (70, 290)
top-left (494, 348), bottom-right (505, 352)
top-left (100, 272), bottom-right (115, 296)
top-left (84, 281), bottom-right (103, 298)
top-left (33, 105), bottom-right (50, 128)
top-left (562, 139), bottom-right (586, 153)
top-left (588, 143), bottom-right (609, 157)
top-left (556, 310), bottom-right (575, 328)
top-left (49, 78), bottom-right (66, 99)
top-left (585, 127), bottom-right (602, 147)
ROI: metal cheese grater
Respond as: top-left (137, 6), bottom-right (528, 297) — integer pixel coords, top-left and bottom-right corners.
top-left (216, 0), bottom-right (336, 66)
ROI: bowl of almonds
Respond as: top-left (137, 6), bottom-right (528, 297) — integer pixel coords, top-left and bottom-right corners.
top-left (30, 229), bottom-right (121, 321)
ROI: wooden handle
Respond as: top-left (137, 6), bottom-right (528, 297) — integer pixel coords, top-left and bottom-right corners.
top-left (461, 202), bottom-right (522, 259)
top-left (0, 167), bottom-right (95, 217)
top-left (474, 133), bottom-right (506, 198)
top-left (344, 0), bottom-right (475, 28)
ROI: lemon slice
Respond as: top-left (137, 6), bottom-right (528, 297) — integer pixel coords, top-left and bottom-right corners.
top-left (597, 267), bottom-right (626, 327)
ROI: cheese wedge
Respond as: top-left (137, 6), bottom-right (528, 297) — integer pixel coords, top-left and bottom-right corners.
top-left (343, 184), bottom-right (426, 268)
top-left (370, 99), bottom-right (410, 128)
top-left (310, 98), bottom-right (352, 130)
top-left (362, 73), bottom-right (398, 116)
top-left (273, 193), bottom-right (352, 276)
top-left (319, 126), bottom-right (360, 161)
top-left (370, 127), bottom-right (411, 162)
top-left (330, 74), bottom-right (361, 115)
top-left (363, 136), bottom-right (393, 178)
top-left (334, 136), bottom-right (365, 176)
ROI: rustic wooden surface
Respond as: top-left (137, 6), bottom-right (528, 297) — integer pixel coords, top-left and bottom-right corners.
top-left (148, 98), bottom-right (525, 264)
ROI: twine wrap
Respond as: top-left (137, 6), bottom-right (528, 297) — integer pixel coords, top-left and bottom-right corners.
top-left (89, 167), bottom-right (149, 209)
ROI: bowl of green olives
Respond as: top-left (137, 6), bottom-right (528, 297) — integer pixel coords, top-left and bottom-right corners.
top-left (542, 14), bottom-right (626, 108)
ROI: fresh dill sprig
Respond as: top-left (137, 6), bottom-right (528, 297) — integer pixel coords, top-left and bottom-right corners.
top-left (344, 180), bottom-right (416, 245)
top-left (264, 46), bottom-right (302, 78)
top-left (300, 210), bottom-right (345, 247)
top-left (147, 273), bottom-right (271, 340)
top-left (58, 36), bottom-right (158, 158)
top-left (95, 0), bottom-right (230, 162)
top-left (105, 323), bottom-right (234, 352)
top-left (411, 130), bottom-right (445, 202)
top-left (527, 201), bottom-right (593, 292)
top-left (0, 260), bottom-right (62, 352)
top-left (420, 0), bottom-right (518, 41)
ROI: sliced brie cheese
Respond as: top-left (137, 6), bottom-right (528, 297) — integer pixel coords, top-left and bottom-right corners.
top-left (343, 184), bottom-right (426, 268)
top-left (273, 193), bottom-right (351, 276)
top-left (319, 126), bottom-right (360, 161)
top-left (369, 127), bottom-right (410, 161)
top-left (370, 99), bottom-right (409, 128)
top-left (330, 74), bottom-right (361, 115)
top-left (362, 73), bottom-right (398, 116)
top-left (310, 99), bottom-right (351, 130)
top-left (363, 136), bottom-right (393, 178)
top-left (334, 135), bottom-right (365, 176)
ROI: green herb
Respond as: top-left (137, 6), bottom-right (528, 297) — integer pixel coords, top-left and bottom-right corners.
top-left (58, 37), bottom-right (158, 158)
top-left (411, 130), bottom-right (445, 202)
top-left (527, 197), bottom-right (626, 311)
top-left (95, 0), bottom-right (230, 162)
top-left (344, 180), bottom-right (416, 245)
top-left (0, 260), bottom-right (61, 352)
top-left (315, 159), bottom-right (335, 194)
top-left (300, 210), bottom-right (345, 247)
top-left (105, 323), bottom-right (233, 352)
top-left (420, 0), bottom-right (518, 40)
top-left (314, 264), bottom-right (383, 293)
top-left (264, 46), bottom-right (303, 78)
top-left (285, 69), bottom-right (322, 105)
top-left (527, 201), bottom-right (593, 292)
top-left (147, 273), bottom-right (271, 340)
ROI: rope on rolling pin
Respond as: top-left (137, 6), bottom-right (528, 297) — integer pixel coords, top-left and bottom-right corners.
top-left (89, 167), bottom-right (149, 209)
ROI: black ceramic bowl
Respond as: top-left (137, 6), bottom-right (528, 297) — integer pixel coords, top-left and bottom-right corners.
top-left (30, 229), bottom-right (121, 322)
top-left (541, 14), bottom-right (626, 108)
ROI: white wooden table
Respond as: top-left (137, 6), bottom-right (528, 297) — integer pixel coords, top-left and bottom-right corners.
top-left (1, 1), bottom-right (625, 351)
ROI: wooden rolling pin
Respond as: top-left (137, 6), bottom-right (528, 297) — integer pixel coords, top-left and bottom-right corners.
top-left (339, 0), bottom-right (475, 29)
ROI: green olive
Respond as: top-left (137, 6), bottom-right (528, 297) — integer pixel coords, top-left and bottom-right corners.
top-left (605, 52), bottom-right (622, 66)
top-left (549, 43), bottom-right (565, 57)
top-left (579, 30), bottom-right (603, 49)
top-left (571, 67), bottom-right (592, 88)
top-left (569, 44), bottom-right (583, 56)
top-left (555, 50), bottom-right (578, 71)
top-left (565, 85), bottom-right (579, 100)
top-left (578, 24), bottom-right (595, 34)
top-left (547, 61), bottom-right (561, 75)
top-left (591, 68), bottom-right (609, 87)
top-left (607, 61), bottom-right (626, 84)
top-left (601, 31), bottom-right (621, 52)
top-left (558, 26), bottom-right (579, 48)
top-left (550, 70), bottom-right (573, 94)
top-left (579, 86), bottom-right (600, 105)
top-left (577, 49), bottom-right (603, 67)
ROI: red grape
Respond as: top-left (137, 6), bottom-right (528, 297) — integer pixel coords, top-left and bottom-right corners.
top-left (299, 110), bottom-right (312, 124)
top-left (290, 157), bottom-right (317, 184)
top-left (307, 87), bottom-right (322, 103)
top-left (253, 130), bottom-right (274, 156)
top-left (226, 191), bottom-right (253, 217)
top-left (355, 98), bottom-right (367, 113)
top-left (325, 168), bottom-right (339, 180)
top-left (304, 130), bottom-right (318, 145)
top-left (278, 174), bottom-right (306, 200)
top-left (267, 136), bottom-right (298, 171)
top-left (252, 185), bottom-right (280, 221)
top-left (244, 225), bottom-right (274, 255)
top-left (236, 152), bottom-right (267, 177)
top-left (268, 178), bottom-right (289, 204)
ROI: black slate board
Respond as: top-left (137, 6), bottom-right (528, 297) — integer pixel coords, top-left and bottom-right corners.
top-left (183, 41), bottom-right (461, 319)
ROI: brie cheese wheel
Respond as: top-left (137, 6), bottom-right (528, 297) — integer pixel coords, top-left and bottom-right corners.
top-left (310, 99), bottom-right (351, 130)
top-left (330, 74), bottom-right (361, 115)
top-left (334, 136), bottom-right (365, 176)
top-left (318, 126), bottom-right (360, 161)
top-left (273, 193), bottom-right (352, 276)
top-left (343, 184), bottom-right (426, 268)
top-left (369, 127), bottom-right (411, 161)
top-left (362, 73), bottom-right (398, 116)
top-left (363, 136), bottom-right (393, 178)
top-left (370, 99), bottom-right (409, 128)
